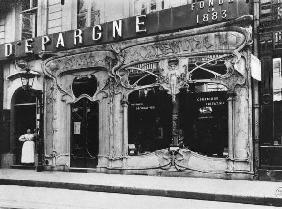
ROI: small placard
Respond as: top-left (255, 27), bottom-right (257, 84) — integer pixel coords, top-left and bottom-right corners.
top-left (74, 122), bottom-right (81, 135)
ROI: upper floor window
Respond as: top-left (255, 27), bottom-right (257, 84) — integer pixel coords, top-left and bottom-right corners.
top-left (77, 0), bottom-right (100, 29)
top-left (0, 16), bottom-right (5, 44)
top-left (272, 58), bottom-right (282, 145)
top-left (273, 58), bottom-right (282, 102)
top-left (141, 3), bottom-right (147, 15)
top-left (21, 0), bottom-right (38, 40)
top-left (150, 0), bottom-right (157, 11)
top-left (161, 0), bottom-right (165, 9)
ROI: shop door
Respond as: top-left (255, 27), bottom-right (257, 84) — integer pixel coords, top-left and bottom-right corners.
top-left (14, 104), bottom-right (36, 164)
top-left (71, 98), bottom-right (99, 168)
top-left (12, 88), bottom-right (37, 165)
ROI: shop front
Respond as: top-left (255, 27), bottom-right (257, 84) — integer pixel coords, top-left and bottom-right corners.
top-left (40, 16), bottom-right (254, 179)
top-left (0, 1), bottom-right (256, 179)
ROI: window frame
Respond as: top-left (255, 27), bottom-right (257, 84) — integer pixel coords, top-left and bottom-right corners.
top-left (77, 0), bottom-right (100, 29)
top-left (20, 0), bottom-right (38, 40)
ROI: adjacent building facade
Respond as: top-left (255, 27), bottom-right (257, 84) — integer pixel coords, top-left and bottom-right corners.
top-left (0, 0), bottom-right (263, 180)
top-left (258, 0), bottom-right (282, 179)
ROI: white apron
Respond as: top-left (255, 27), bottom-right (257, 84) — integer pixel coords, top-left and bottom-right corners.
top-left (19, 134), bottom-right (35, 164)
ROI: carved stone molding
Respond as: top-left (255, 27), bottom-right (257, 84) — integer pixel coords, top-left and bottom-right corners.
top-left (43, 51), bottom-right (116, 102)
top-left (123, 148), bottom-right (230, 173)
top-left (45, 51), bottom-right (115, 77)
top-left (120, 30), bottom-right (249, 67)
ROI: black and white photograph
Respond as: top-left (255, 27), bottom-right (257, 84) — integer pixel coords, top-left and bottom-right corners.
top-left (0, 0), bottom-right (281, 208)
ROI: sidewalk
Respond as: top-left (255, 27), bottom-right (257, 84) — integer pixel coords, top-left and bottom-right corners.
top-left (0, 169), bottom-right (282, 207)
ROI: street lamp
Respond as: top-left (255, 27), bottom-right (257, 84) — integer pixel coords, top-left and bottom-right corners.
top-left (17, 61), bottom-right (44, 172)
top-left (19, 68), bottom-right (35, 90)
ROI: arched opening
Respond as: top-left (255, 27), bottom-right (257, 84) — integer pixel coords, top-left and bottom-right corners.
top-left (128, 87), bottom-right (172, 154)
top-left (72, 75), bottom-right (98, 98)
top-left (70, 74), bottom-right (99, 168)
top-left (11, 88), bottom-right (37, 164)
top-left (178, 83), bottom-right (229, 157)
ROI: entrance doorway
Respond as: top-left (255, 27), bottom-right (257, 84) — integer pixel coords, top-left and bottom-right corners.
top-left (70, 98), bottom-right (99, 168)
top-left (12, 88), bottom-right (37, 164)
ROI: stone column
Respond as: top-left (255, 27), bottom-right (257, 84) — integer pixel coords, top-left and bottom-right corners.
top-left (234, 87), bottom-right (251, 161)
top-left (108, 93), bottom-right (124, 168)
top-left (97, 98), bottom-right (110, 167)
top-left (51, 91), bottom-right (70, 168)
top-left (227, 93), bottom-right (236, 160)
top-left (121, 97), bottom-right (128, 157)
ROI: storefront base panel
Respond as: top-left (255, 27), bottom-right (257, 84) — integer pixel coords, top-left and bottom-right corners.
top-left (0, 153), bottom-right (15, 168)
top-left (1, 153), bottom-right (39, 169)
top-left (258, 169), bottom-right (282, 181)
top-left (44, 166), bottom-right (254, 180)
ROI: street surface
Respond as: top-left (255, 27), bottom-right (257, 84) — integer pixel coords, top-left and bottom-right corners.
top-left (0, 185), bottom-right (278, 209)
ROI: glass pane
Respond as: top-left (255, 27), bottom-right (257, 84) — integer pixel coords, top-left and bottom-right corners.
top-left (72, 76), bottom-right (98, 98)
top-left (90, 10), bottom-right (100, 26)
top-left (32, 0), bottom-right (38, 8)
top-left (77, 13), bottom-right (87, 28)
top-left (22, 0), bottom-right (30, 11)
top-left (14, 88), bottom-right (36, 104)
top-left (71, 98), bottom-right (99, 168)
top-left (273, 58), bottom-right (282, 145)
top-left (22, 13), bottom-right (36, 40)
top-left (273, 58), bottom-right (282, 102)
top-left (77, 0), bottom-right (87, 14)
top-left (128, 87), bottom-right (172, 154)
top-left (22, 14), bottom-right (32, 39)
top-left (151, 0), bottom-right (156, 11)
top-left (178, 84), bottom-right (228, 157)
top-left (141, 3), bottom-right (147, 15)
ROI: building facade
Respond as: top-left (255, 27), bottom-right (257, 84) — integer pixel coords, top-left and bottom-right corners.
top-left (258, 0), bottom-right (282, 179)
top-left (0, 0), bottom-right (260, 180)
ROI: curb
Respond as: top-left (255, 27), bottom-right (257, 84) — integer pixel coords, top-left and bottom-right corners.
top-left (0, 179), bottom-right (282, 207)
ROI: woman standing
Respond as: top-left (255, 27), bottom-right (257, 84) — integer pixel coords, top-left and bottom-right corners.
top-left (19, 129), bottom-right (35, 164)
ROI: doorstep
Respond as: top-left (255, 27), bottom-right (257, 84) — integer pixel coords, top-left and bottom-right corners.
top-left (10, 164), bottom-right (35, 170)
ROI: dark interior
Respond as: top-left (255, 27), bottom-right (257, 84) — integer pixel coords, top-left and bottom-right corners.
top-left (178, 89), bottom-right (228, 157)
top-left (72, 76), bottom-right (97, 98)
top-left (71, 98), bottom-right (99, 168)
top-left (128, 87), bottom-right (172, 154)
top-left (13, 88), bottom-right (37, 164)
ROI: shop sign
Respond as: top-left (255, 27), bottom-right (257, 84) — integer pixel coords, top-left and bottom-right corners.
top-left (130, 103), bottom-right (155, 111)
top-left (196, 92), bottom-right (227, 107)
top-left (0, 0), bottom-right (249, 61)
